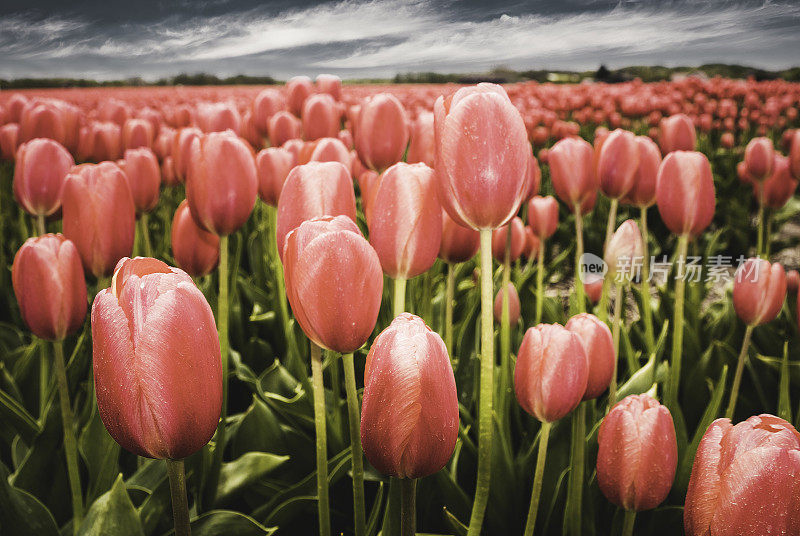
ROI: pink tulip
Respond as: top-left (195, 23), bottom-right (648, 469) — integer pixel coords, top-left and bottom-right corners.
top-left (659, 113), bottom-right (696, 154)
top-left (286, 76), bottom-right (314, 116)
top-left (493, 283), bottom-right (521, 324)
top-left (13, 138), bottom-right (74, 217)
top-left (171, 200), bottom-right (220, 277)
top-left (549, 136), bottom-right (598, 214)
top-left (655, 151), bottom-right (715, 237)
top-left (268, 111), bottom-right (302, 147)
top-left (355, 93), bottom-right (409, 172)
top-left (527, 195), bottom-right (559, 240)
top-left (733, 258), bottom-right (786, 326)
top-left (743, 137), bottom-right (775, 182)
top-left (119, 148), bottom-right (161, 213)
top-left (597, 129), bottom-right (639, 199)
top-left (406, 111), bottom-right (435, 167)
top-left (302, 94), bottom-right (340, 141)
top-left (622, 136), bottom-right (661, 207)
top-left (491, 216), bottom-right (526, 262)
top-left (439, 210), bottom-right (480, 264)
top-left (566, 313), bottom-right (615, 400)
top-left (256, 147), bottom-right (295, 206)
top-left (604, 219), bottom-right (644, 280)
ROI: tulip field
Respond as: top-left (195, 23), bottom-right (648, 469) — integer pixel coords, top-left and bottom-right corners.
top-left (1, 76), bottom-right (800, 536)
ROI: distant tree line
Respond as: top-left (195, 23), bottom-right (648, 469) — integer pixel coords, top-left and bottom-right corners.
top-left (0, 73), bottom-right (278, 90)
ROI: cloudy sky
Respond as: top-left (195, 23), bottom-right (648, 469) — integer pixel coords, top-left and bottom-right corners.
top-left (1, 0), bottom-right (798, 81)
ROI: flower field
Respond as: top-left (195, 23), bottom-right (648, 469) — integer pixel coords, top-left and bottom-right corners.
top-left (0, 75), bottom-right (799, 536)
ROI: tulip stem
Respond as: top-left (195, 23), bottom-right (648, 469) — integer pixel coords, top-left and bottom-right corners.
top-left (523, 421), bottom-right (551, 536)
top-left (466, 229), bottom-right (494, 536)
top-left (393, 277), bottom-right (407, 317)
top-left (36, 214), bottom-right (46, 236)
top-left (639, 207), bottom-right (655, 353)
top-left (39, 340), bottom-right (49, 418)
top-left (400, 478), bottom-right (417, 536)
top-left (499, 229), bottom-right (512, 423)
top-left (564, 402), bottom-right (586, 536)
top-left (535, 241), bottom-right (545, 324)
top-left (206, 234), bottom-right (229, 507)
top-left (139, 213), bottom-right (153, 258)
top-left (725, 324), bottom-right (754, 420)
top-left (765, 209), bottom-right (774, 258)
top-left (267, 205), bottom-right (299, 373)
top-left (310, 342), bottom-right (331, 536)
top-left (342, 352), bottom-right (366, 536)
top-left (166, 459), bottom-right (192, 536)
top-left (574, 207), bottom-right (586, 313)
top-left (608, 283), bottom-right (624, 409)
top-left (445, 263), bottom-right (455, 362)
top-left (53, 340), bottom-right (83, 534)
top-left (756, 203), bottom-right (765, 258)
top-left (665, 234), bottom-right (689, 410)
top-left (621, 510), bottom-right (636, 536)
top-left (599, 199), bottom-right (619, 320)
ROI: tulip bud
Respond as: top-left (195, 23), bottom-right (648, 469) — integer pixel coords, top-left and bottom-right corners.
top-left (407, 111), bottom-right (434, 167)
top-left (790, 130), bottom-right (800, 180)
top-left (597, 394), bottom-right (677, 511)
top-left (491, 216), bottom-right (526, 262)
top-left (622, 136), bottom-right (661, 207)
top-left (286, 76), bottom-right (314, 116)
top-left (524, 149), bottom-right (542, 201)
top-left (355, 93), bottom-right (409, 172)
top-left (597, 129), bottom-right (639, 199)
top-left (0, 123), bottom-right (20, 160)
top-left (172, 127), bottom-right (202, 182)
top-left (316, 74), bottom-right (342, 101)
top-left (527, 195), bottom-right (559, 240)
top-left (268, 111), bottom-right (302, 147)
top-left (12, 234), bottom-right (87, 340)
top-left (439, 210), bottom-right (480, 264)
top-left (195, 102), bottom-right (241, 134)
top-left (684, 414), bottom-right (800, 536)
top-left (161, 156), bottom-right (178, 187)
top-left (522, 227), bottom-right (541, 260)
top-left (585, 273), bottom-right (604, 304)
top-left (186, 131), bottom-right (258, 236)
top-left (256, 147), bottom-right (295, 206)
top-left (743, 137), bottom-right (775, 182)
top-left (19, 100), bottom-right (66, 146)
top-left (720, 132), bottom-right (735, 149)
top-left (604, 219), bottom-right (643, 280)
top-left (659, 113), bottom-right (696, 154)
top-left (252, 89), bottom-right (285, 134)
top-left (368, 163), bottom-right (442, 279)
top-left (92, 257), bottom-right (222, 459)
top-left (122, 118), bottom-right (154, 150)
top-left (434, 83), bottom-right (529, 229)
top-left (758, 154), bottom-right (798, 209)
top-left (276, 162), bottom-right (357, 259)
top-left (549, 136), bottom-right (598, 214)
top-left (63, 162), bottom-right (136, 277)
top-left (361, 313), bottom-right (458, 478)
top-left (566, 313), bottom-right (615, 400)
top-left (119, 148), bottom-right (160, 214)
top-left (302, 94), bottom-right (340, 141)
top-left (493, 283), bottom-right (521, 324)
top-left (514, 323), bottom-right (588, 422)
top-left (13, 138), bottom-right (74, 217)
top-left (786, 269), bottom-right (799, 293)
top-left (171, 200), bottom-right (220, 277)
top-left (283, 216), bottom-right (383, 353)
top-left (306, 137), bottom-right (351, 169)
top-left (655, 151), bottom-right (715, 237)
top-left (732, 258), bottom-right (785, 326)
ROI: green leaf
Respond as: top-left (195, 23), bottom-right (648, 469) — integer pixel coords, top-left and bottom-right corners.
top-left (778, 342), bottom-right (792, 422)
top-left (215, 452), bottom-right (289, 506)
top-left (176, 510), bottom-right (276, 536)
top-left (0, 462), bottom-right (59, 536)
top-left (442, 507), bottom-right (468, 536)
top-left (0, 387), bottom-right (40, 444)
top-left (79, 407), bottom-right (121, 502)
top-left (78, 473), bottom-right (145, 536)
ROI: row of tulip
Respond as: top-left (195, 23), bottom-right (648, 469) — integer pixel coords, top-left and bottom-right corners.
top-left (1, 75), bottom-right (799, 536)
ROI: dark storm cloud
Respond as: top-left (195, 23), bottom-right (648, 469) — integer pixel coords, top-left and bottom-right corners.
top-left (1, 0), bottom-right (798, 80)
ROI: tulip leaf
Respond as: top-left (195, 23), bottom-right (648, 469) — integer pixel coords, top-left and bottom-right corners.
top-left (0, 461), bottom-right (59, 536)
top-left (78, 473), bottom-right (145, 536)
top-left (0, 387), bottom-right (40, 444)
top-left (778, 342), bottom-right (792, 422)
top-left (616, 352), bottom-right (658, 400)
top-left (214, 452), bottom-right (289, 506)
top-left (442, 506), bottom-right (468, 536)
top-left (79, 406), bottom-right (121, 502)
top-left (177, 510), bottom-right (276, 536)
top-left (365, 481), bottom-right (384, 536)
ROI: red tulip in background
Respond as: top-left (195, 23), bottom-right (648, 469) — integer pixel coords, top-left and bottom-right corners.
top-left (524, 149), bottom-right (542, 201)
top-left (256, 147), bottom-right (296, 206)
top-left (252, 88), bottom-right (285, 135)
top-left (790, 130), bottom-right (800, 179)
top-left (406, 111), bottom-right (434, 167)
top-left (302, 94), bottom-right (340, 141)
top-left (62, 162), bottom-right (136, 278)
top-left (361, 313), bottom-right (458, 479)
top-left (268, 111), bottom-right (302, 147)
top-left (171, 200), bottom-right (220, 277)
top-left (120, 148), bottom-right (161, 213)
top-left (491, 216), bottom-right (526, 262)
top-left (684, 414), bottom-right (800, 535)
top-left (597, 128), bottom-right (639, 200)
top-left (186, 130), bottom-right (258, 236)
top-left (732, 257), bottom-right (786, 326)
top-left (172, 127), bottom-right (202, 182)
top-left (514, 323), bottom-right (588, 423)
top-left (604, 219), bottom-right (644, 278)
top-left (0, 123), bottom-right (20, 160)
top-left (549, 136), bottom-right (598, 214)
top-left (434, 83), bottom-right (529, 229)
top-left (439, 209), bottom-right (480, 264)
top-left (597, 394), bottom-right (677, 511)
top-left (655, 151), bottom-right (716, 237)
top-left (522, 227), bottom-right (540, 260)
top-left (743, 136), bottom-right (775, 181)
top-left (787, 269), bottom-right (800, 293)
top-left (622, 136), bottom-right (661, 207)
top-left (12, 234), bottom-right (87, 341)
top-left (122, 118), bottom-right (155, 150)
top-left (276, 161), bottom-right (357, 259)
top-left (758, 154), bottom-right (798, 209)
top-left (493, 283), bottom-right (521, 324)
top-left (659, 113), bottom-right (696, 154)
top-left (368, 162), bottom-right (442, 279)
top-left (316, 74), bottom-right (342, 101)
top-left (283, 216), bottom-right (383, 353)
top-left (355, 93), bottom-right (409, 172)
top-left (286, 76), bottom-right (314, 116)
top-left (566, 313), bottom-right (615, 400)
top-left (92, 257), bottom-right (222, 459)
top-left (584, 274), bottom-right (604, 304)
top-left (13, 138), bottom-right (74, 217)
top-left (527, 195), bottom-right (559, 240)
top-left (305, 137), bottom-right (351, 168)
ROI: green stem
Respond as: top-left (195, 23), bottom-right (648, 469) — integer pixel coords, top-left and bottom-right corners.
top-left (599, 199), bottom-right (619, 320)
top-left (499, 230), bottom-right (512, 423)
top-left (394, 277), bottom-right (407, 317)
top-left (621, 510), bottom-right (636, 536)
top-left (400, 478), bottom-right (417, 536)
top-left (466, 229), bottom-right (495, 536)
top-left (665, 235), bottom-right (689, 410)
top-left (535, 241), bottom-right (545, 324)
top-left (53, 341), bottom-right (83, 534)
top-left (608, 284), bottom-right (624, 409)
top-left (725, 324), bottom-right (754, 420)
top-left (267, 206), bottom-right (301, 377)
top-left (311, 342), bottom-right (331, 536)
top-left (343, 353), bottom-right (366, 536)
top-left (564, 402), bottom-right (586, 536)
top-left (166, 459), bottom-right (192, 536)
top-left (639, 207), bottom-right (655, 353)
top-left (765, 209), bottom-right (773, 258)
top-left (574, 207), bottom-right (586, 313)
top-left (139, 213), bottom-right (153, 258)
top-left (522, 421), bottom-right (551, 536)
top-left (36, 214), bottom-right (46, 236)
top-left (39, 340), bottom-right (49, 418)
top-left (445, 263), bottom-right (455, 362)
top-left (756, 202), bottom-right (765, 258)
